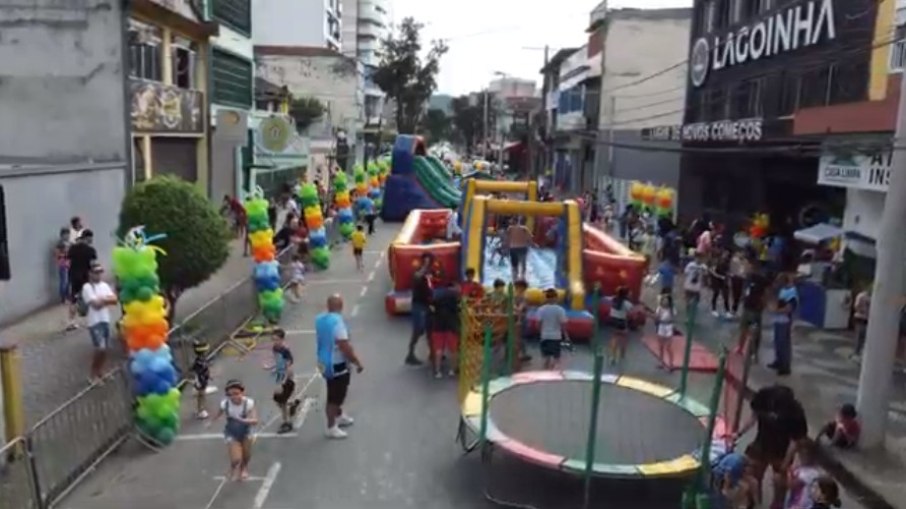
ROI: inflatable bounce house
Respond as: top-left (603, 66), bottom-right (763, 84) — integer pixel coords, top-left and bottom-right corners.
top-left (380, 135), bottom-right (461, 221)
top-left (382, 134), bottom-right (649, 340)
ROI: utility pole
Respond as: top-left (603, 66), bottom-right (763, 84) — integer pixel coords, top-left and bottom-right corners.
top-left (855, 75), bottom-right (906, 448)
top-left (482, 89), bottom-right (490, 160)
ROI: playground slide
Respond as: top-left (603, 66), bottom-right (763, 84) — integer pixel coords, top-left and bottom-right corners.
top-left (582, 224), bottom-right (647, 301)
top-left (412, 156), bottom-right (461, 208)
top-left (426, 155), bottom-right (453, 178)
top-left (385, 209), bottom-right (460, 314)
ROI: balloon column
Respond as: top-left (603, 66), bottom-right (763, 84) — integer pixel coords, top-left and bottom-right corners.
top-left (113, 227), bottom-right (180, 446)
top-left (654, 187), bottom-right (676, 218)
top-left (749, 213), bottom-right (770, 239)
top-left (299, 183), bottom-right (331, 270)
top-left (244, 190), bottom-right (284, 323)
top-left (332, 172), bottom-right (356, 240)
top-left (367, 163), bottom-right (382, 211)
top-left (377, 159), bottom-right (390, 186)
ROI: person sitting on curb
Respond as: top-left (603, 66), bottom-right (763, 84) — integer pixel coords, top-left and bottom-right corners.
top-left (816, 403), bottom-right (860, 449)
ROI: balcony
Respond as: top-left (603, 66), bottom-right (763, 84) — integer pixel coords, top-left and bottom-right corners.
top-left (130, 78), bottom-right (204, 133)
top-left (358, 20), bottom-right (384, 39)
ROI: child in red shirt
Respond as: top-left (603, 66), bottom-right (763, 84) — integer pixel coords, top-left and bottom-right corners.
top-left (817, 403), bottom-right (860, 448)
top-left (460, 267), bottom-right (484, 300)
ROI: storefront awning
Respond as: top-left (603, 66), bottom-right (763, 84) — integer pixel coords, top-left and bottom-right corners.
top-left (794, 223), bottom-right (843, 244)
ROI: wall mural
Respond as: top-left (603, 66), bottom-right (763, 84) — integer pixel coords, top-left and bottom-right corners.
top-left (131, 80), bottom-right (203, 133)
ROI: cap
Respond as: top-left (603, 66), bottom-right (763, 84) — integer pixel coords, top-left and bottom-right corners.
top-left (80, 229), bottom-right (94, 239)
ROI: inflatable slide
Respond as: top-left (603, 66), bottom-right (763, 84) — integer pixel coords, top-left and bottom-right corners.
top-left (381, 135), bottom-right (461, 221)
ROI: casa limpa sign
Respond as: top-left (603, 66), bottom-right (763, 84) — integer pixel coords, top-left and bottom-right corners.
top-left (690, 0), bottom-right (836, 87)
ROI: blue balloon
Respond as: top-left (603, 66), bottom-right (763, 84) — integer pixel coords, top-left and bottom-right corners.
top-left (338, 209), bottom-right (354, 222)
top-left (311, 227), bottom-right (326, 238)
top-left (132, 348), bottom-right (155, 368)
top-left (152, 376), bottom-right (172, 395)
top-left (310, 236), bottom-right (327, 249)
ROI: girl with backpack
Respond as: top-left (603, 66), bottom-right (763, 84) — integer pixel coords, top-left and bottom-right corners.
top-left (209, 379), bottom-right (259, 481)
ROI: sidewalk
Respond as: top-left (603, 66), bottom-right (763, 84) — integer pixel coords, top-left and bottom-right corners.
top-left (3, 239), bottom-right (255, 425)
top-left (641, 285), bottom-right (906, 509)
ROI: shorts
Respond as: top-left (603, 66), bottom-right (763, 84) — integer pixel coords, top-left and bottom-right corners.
top-left (744, 442), bottom-right (787, 479)
top-left (610, 317), bottom-right (628, 331)
top-left (273, 378), bottom-right (296, 405)
top-left (88, 322), bottom-right (111, 350)
top-left (657, 324), bottom-right (674, 338)
top-left (353, 247), bottom-right (363, 257)
top-left (325, 370), bottom-right (351, 406)
top-left (431, 330), bottom-right (458, 353)
top-left (509, 247), bottom-right (528, 267)
top-left (70, 276), bottom-right (87, 303)
top-left (540, 339), bottom-right (562, 359)
top-left (411, 304), bottom-right (428, 336)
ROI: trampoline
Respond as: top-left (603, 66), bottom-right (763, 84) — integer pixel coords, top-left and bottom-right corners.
top-left (460, 371), bottom-right (715, 479)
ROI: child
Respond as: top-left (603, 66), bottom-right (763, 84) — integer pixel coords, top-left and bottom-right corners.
top-left (351, 224), bottom-right (367, 272)
top-left (653, 293), bottom-right (676, 370)
top-left (489, 279), bottom-right (507, 310)
top-left (537, 288), bottom-right (569, 370)
top-left (658, 259), bottom-right (676, 296)
top-left (269, 329), bottom-right (300, 434)
top-left (191, 340), bottom-right (212, 419)
top-left (430, 282), bottom-right (460, 378)
top-left (786, 444), bottom-right (822, 509)
top-left (609, 286), bottom-right (633, 365)
top-left (210, 379), bottom-right (259, 481)
top-left (713, 451), bottom-right (757, 509)
top-left (514, 279), bottom-right (532, 363)
top-left (461, 267), bottom-right (485, 299)
top-left (684, 252), bottom-right (708, 309)
top-left (287, 253), bottom-right (305, 303)
top-left (810, 475), bottom-right (842, 509)
top-left (816, 403), bottom-right (860, 449)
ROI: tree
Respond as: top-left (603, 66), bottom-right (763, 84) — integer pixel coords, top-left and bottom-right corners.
top-left (289, 96), bottom-right (325, 133)
top-left (118, 176), bottom-right (232, 321)
top-left (373, 17), bottom-right (448, 134)
top-left (422, 108), bottom-right (452, 142)
top-left (451, 93), bottom-right (492, 155)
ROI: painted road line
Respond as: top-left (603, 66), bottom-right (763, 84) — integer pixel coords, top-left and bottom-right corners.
top-left (282, 329), bottom-right (315, 335)
top-left (351, 304), bottom-right (360, 317)
top-left (176, 432), bottom-right (298, 441)
top-left (212, 475), bottom-right (265, 482)
top-left (258, 373), bottom-right (319, 432)
top-left (253, 462), bottom-right (282, 509)
top-left (204, 477), bottom-right (227, 509)
top-left (293, 396), bottom-right (317, 429)
top-left (367, 270), bottom-right (376, 282)
top-left (365, 250), bottom-right (383, 254)
top-left (359, 286), bottom-right (368, 298)
top-left (305, 279), bottom-right (365, 286)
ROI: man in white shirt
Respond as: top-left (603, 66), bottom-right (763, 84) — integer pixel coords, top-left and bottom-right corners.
top-left (683, 253), bottom-right (707, 309)
top-left (82, 261), bottom-right (118, 383)
top-left (274, 191), bottom-right (299, 233)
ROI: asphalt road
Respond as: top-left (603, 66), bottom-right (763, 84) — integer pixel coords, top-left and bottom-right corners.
top-left (58, 223), bottom-right (864, 509)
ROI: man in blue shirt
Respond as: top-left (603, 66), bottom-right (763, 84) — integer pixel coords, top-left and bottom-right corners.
top-left (315, 294), bottom-right (364, 439)
top-left (770, 274), bottom-right (798, 376)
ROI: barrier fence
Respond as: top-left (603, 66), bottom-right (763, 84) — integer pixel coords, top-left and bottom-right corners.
top-left (0, 246), bottom-right (295, 509)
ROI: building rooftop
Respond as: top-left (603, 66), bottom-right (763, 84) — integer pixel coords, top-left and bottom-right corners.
top-left (540, 48), bottom-right (580, 73)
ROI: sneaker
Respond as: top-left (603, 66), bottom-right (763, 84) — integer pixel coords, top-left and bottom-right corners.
top-left (325, 426), bottom-right (348, 439)
top-left (434, 371), bottom-right (443, 379)
top-left (277, 422), bottom-right (294, 434)
top-left (288, 399), bottom-right (301, 418)
top-left (724, 312), bottom-right (735, 320)
top-left (711, 311), bottom-right (720, 318)
top-left (447, 369), bottom-right (456, 377)
top-left (337, 414), bottom-right (355, 427)
top-left (196, 410), bottom-right (209, 420)
top-left (404, 355), bottom-right (423, 366)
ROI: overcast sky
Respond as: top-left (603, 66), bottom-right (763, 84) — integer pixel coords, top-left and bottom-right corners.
top-left (389, 0), bottom-right (693, 96)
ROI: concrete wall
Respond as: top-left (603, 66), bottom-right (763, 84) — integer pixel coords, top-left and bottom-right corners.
top-left (256, 53), bottom-right (362, 144)
top-left (0, 164), bottom-right (125, 324)
top-left (599, 10), bottom-right (691, 129)
top-left (0, 0), bottom-right (129, 165)
top-left (253, 0), bottom-right (327, 48)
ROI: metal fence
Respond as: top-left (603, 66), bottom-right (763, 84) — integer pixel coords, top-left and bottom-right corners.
top-left (0, 246), bottom-right (296, 509)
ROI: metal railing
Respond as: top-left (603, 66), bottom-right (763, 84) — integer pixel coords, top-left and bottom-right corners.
top-left (0, 245), bottom-right (297, 509)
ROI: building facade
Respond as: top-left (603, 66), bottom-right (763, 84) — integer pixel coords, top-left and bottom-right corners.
top-left (253, 0), bottom-right (343, 52)
top-left (595, 7), bottom-right (692, 213)
top-left (209, 0), bottom-right (255, 201)
top-left (0, 0), bottom-right (130, 323)
top-left (255, 46), bottom-right (363, 172)
top-left (128, 0), bottom-right (216, 190)
top-left (675, 0), bottom-right (882, 230)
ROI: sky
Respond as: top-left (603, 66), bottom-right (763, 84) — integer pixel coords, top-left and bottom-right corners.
top-left (390, 0), bottom-right (693, 96)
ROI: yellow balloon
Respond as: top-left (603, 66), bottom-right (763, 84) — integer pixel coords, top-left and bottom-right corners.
top-left (304, 206), bottom-right (320, 217)
top-left (335, 190), bottom-right (349, 200)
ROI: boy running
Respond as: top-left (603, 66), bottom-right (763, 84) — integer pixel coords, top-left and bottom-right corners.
top-left (270, 329), bottom-right (301, 434)
top-left (351, 224), bottom-right (367, 272)
top-left (537, 288), bottom-right (569, 369)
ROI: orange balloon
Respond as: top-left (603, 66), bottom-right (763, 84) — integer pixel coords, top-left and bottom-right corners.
top-left (307, 216), bottom-right (323, 230)
top-left (336, 197), bottom-right (351, 208)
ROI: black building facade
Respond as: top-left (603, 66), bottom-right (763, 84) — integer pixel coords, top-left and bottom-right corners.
top-left (677, 0), bottom-right (878, 228)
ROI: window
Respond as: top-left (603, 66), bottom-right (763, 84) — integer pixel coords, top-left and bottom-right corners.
top-left (891, 23), bottom-right (906, 72)
top-left (777, 72), bottom-right (800, 116)
top-left (798, 66), bottom-right (831, 108)
top-left (172, 37), bottom-right (197, 89)
top-left (707, 86), bottom-right (728, 119)
top-left (212, 49), bottom-right (253, 107)
top-left (133, 137), bottom-right (146, 183)
top-left (731, 79), bottom-right (762, 118)
top-left (698, 1), bottom-right (717, 33)
top-left (716, 0), bottom-right (732, 30)
top-left (0, 185), bottom-right (8, 280)
top-left (213, 0), bottom-right (251, 34)
top-left (740, 0), bottom-right (769, 22)
top-left (127, 20), bottom-right (162, 81)
top-left (828, 61), bottom-right (869, 105)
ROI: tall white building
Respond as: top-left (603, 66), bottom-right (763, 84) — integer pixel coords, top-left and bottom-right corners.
top-left (253, 0), bottom-right (343, 51)
top-left (341, 0), bottom-right (390, 128)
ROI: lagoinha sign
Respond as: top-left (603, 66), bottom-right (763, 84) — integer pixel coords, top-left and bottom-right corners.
top-left (690, 0), bottom-right (837, 87)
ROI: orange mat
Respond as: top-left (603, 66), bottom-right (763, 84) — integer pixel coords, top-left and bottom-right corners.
top-left (640, 334), bottom-right (719, 372)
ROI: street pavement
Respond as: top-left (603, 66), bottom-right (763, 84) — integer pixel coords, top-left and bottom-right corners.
top-left (57, 225), bottom-right (865, 509)
top-left (639, 284), bottom-right (902, 509)
top-left (4, 239), bottom-right (254, 424)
